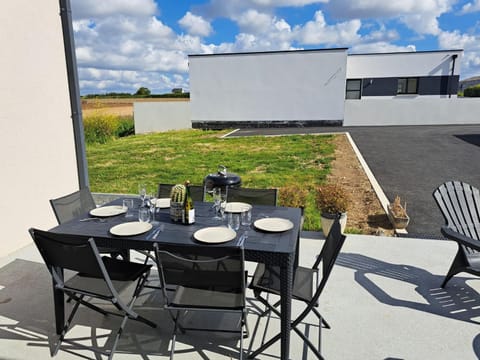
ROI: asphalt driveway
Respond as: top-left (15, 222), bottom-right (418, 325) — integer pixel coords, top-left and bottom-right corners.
top-left (230, 125), bottom-right (480, 238)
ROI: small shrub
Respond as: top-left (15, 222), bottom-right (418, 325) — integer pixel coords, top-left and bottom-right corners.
top-left (464, 85), bottom-right (480, 97)
top-left (279, 184), bottom-right (309, 209)
top-left (114, 116), bottom-right (135, 137)
top-left (84, 113), bottom-right (135, 143)
top-left (315, 182), bottom-right (349, 214)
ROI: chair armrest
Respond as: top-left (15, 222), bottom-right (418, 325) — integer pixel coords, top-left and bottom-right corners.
top-left (441, 226), bottom-right (480, 251)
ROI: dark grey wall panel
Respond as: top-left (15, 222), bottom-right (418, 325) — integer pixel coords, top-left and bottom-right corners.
top-left (357, 75), bottom-right (459, 97)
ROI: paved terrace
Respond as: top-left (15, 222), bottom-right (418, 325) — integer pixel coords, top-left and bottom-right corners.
top-left (0, 232), bottom-right (478, 359)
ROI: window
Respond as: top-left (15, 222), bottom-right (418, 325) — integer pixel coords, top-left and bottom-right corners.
top-left (397, 78), bottom-right (418, 94)
top-left (346, 79), bottom-right (362, 99)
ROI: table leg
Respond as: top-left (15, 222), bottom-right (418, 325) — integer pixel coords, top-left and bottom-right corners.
top-left (248, 256), bottom-right (294, 360)
top-left (53, 266), bottom-right (65, 335)
top-left (279, 255), bottom-right (293, 360)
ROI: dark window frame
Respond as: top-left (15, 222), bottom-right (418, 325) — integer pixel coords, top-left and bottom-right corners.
top-left (345, 79), bottom-right (362, 99)
top-left (397, 77), bottom-right (419, 95)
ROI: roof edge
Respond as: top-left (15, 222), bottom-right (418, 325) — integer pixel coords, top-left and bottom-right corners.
top-left (189, 48), bottom-right (348, 58)
top-left (348, 49), bottom-right (464, 57)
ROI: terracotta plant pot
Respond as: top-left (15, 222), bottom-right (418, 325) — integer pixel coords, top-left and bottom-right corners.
top-left (320, 212), bottom-right (347, 236)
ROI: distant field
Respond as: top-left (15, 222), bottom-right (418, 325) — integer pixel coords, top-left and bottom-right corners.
top-left (81, 98), bottom-right (189, 117)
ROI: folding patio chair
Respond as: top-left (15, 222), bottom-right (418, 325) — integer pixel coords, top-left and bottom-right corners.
top-left (226, 187), bottom-right (278, 206)
top-left (433, 180), bottom-right (480, 287)
top-left (248, 216), bottom-right (346, 359)
top-left (157, 183), bottom-right (205, 202)
top-left (153, 243), bottom-right (248, 360)
top-left (50, 187), bottom-right (129, 260)
top-left (29, 228), bottom-right (156, 359)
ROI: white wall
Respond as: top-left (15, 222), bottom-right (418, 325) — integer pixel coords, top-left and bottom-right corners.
top-left (190, 49), bottom-right (347, 122)
top-left (0, 2), bottom-right (79, 256)
top-left (347, 50), bottom-right (463, 78)
top-left (344, 98), bottom-right (480, 126)
top-left (134, 101), bottom-right (191, 133)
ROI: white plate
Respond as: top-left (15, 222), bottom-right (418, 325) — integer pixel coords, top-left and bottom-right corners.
top-left (254, 217), bottom-right (294, 232)
top-left (193, 227), bottom-right (237, 244)
top-left (110, 222), bottom-right (153, 236)
top-left (156, 198), bottom-right (171, 208)
top-left (90, 205), bottom-right (127, 217)
top-left (225, 202), bottom-right (252, 213)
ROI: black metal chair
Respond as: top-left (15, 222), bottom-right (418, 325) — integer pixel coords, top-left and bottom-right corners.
top-left (157, 183), bottom-right (205, 202)
top-left (153, 243), bottom-right (248, 360)
top-left (248, 216), bottom-right (346, 359)
top-left (433, 181), bottom-right (480, 287)
top-left (50, 188), bottom-right (129, 261)
top-left (29, 228), bottom-right (156, 359)
top-left (226, 187), bottom-right (278, 206)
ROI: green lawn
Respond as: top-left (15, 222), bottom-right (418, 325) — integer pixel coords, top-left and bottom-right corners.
top-left (86, 129), bottom-right (336, 230)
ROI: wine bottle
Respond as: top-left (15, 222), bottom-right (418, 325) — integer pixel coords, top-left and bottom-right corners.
top-left (183, 181), bottom-right (195, 224)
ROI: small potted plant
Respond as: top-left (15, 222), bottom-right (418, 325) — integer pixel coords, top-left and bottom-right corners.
top-left (315, 182), bottom-right (349, 235)
top-left (388, 195), bottom-right (410, 229)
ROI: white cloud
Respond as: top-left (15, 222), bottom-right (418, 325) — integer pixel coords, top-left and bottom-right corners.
top-left (295, 10), bottom-right (361, 46)
top-left (72, 0), bottom-right (158, 19)
top-left (438, 30), bottom-right (480, 78)
top-left (179, 12), bottom-right (213, 37)
top-left (459, 0), bottom-right (480, 14)
top-left (438, 30), bottom-right (478, 50)
top-left (251, 0), bottom-right (328, 6)
top-left (195, 0), bottom-right (327, 18)
top-left (327, 0), bottom-right (453, 35)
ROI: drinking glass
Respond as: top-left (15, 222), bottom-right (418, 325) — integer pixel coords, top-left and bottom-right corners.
top-left (122, 199), bottom-right (134, 218)
top-left (241, 206), bottom-right (252, 226)
top-left (228, 212), bottom-right (240, 231)
top-left (138, 207), bottom-right (150, 223)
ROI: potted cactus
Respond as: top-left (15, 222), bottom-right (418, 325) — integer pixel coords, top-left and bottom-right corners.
top-left (315, 182), bottom-right (349, 235)
top-left (388, 195), bottom-right (409, 229)
top-left (170, 184), bottom-right (186, 222)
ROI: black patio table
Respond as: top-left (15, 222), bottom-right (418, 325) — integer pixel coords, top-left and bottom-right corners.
top-left (50, 198), bottom-right (302, 360)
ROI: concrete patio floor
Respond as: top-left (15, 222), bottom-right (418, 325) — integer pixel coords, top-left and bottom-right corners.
top-left (0, 233), bottom-right (479, 360)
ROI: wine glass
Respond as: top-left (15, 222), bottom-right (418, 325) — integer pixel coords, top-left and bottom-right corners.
top-left (212, 188), bottom-right (222, 220)
top-left (138, 183), bottom-right (147, 206)
top-left (219, 192), bottom-right (227, 220)
top-left (148, 193), bottom-right (158, 224)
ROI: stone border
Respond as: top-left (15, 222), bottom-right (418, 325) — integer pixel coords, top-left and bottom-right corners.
top-left (344, 132), bottom-right (408, 235)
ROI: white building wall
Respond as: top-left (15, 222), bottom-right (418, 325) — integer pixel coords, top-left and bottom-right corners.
top-left (347, 50), bottom-right (462, 78)
top-left (0, 2), bottom-right (79, 256)
top-left (190, 49), bottom-right (347, 123)
top-left (134, 101), bottom-right (191, 133)
top-left (344, 98), bottom-right (480, 126)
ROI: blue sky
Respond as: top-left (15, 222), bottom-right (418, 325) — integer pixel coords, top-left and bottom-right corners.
top-left (71, 0), bottom-right (480, 95)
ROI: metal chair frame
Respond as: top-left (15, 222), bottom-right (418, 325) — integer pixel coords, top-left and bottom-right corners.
top-left (29, 228), bottom-right (156, 359)
top-left (248, 216), bottom-right (346, 359)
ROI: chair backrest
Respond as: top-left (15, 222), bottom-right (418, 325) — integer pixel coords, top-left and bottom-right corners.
top-left (310, 217), bottom-right (346, 303)
top-left (227, 187), bottom-right (278, 206)
top-left (154, 244), bottom-right (245, 301)
top-left (29, 228), bottom-right (105, 278)
top-left (50, 188), bottom-right (96, 224)
top-left (433, 181), bottom-right (480, 241)
top-left (157, 183), bottom-right (205, 202)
